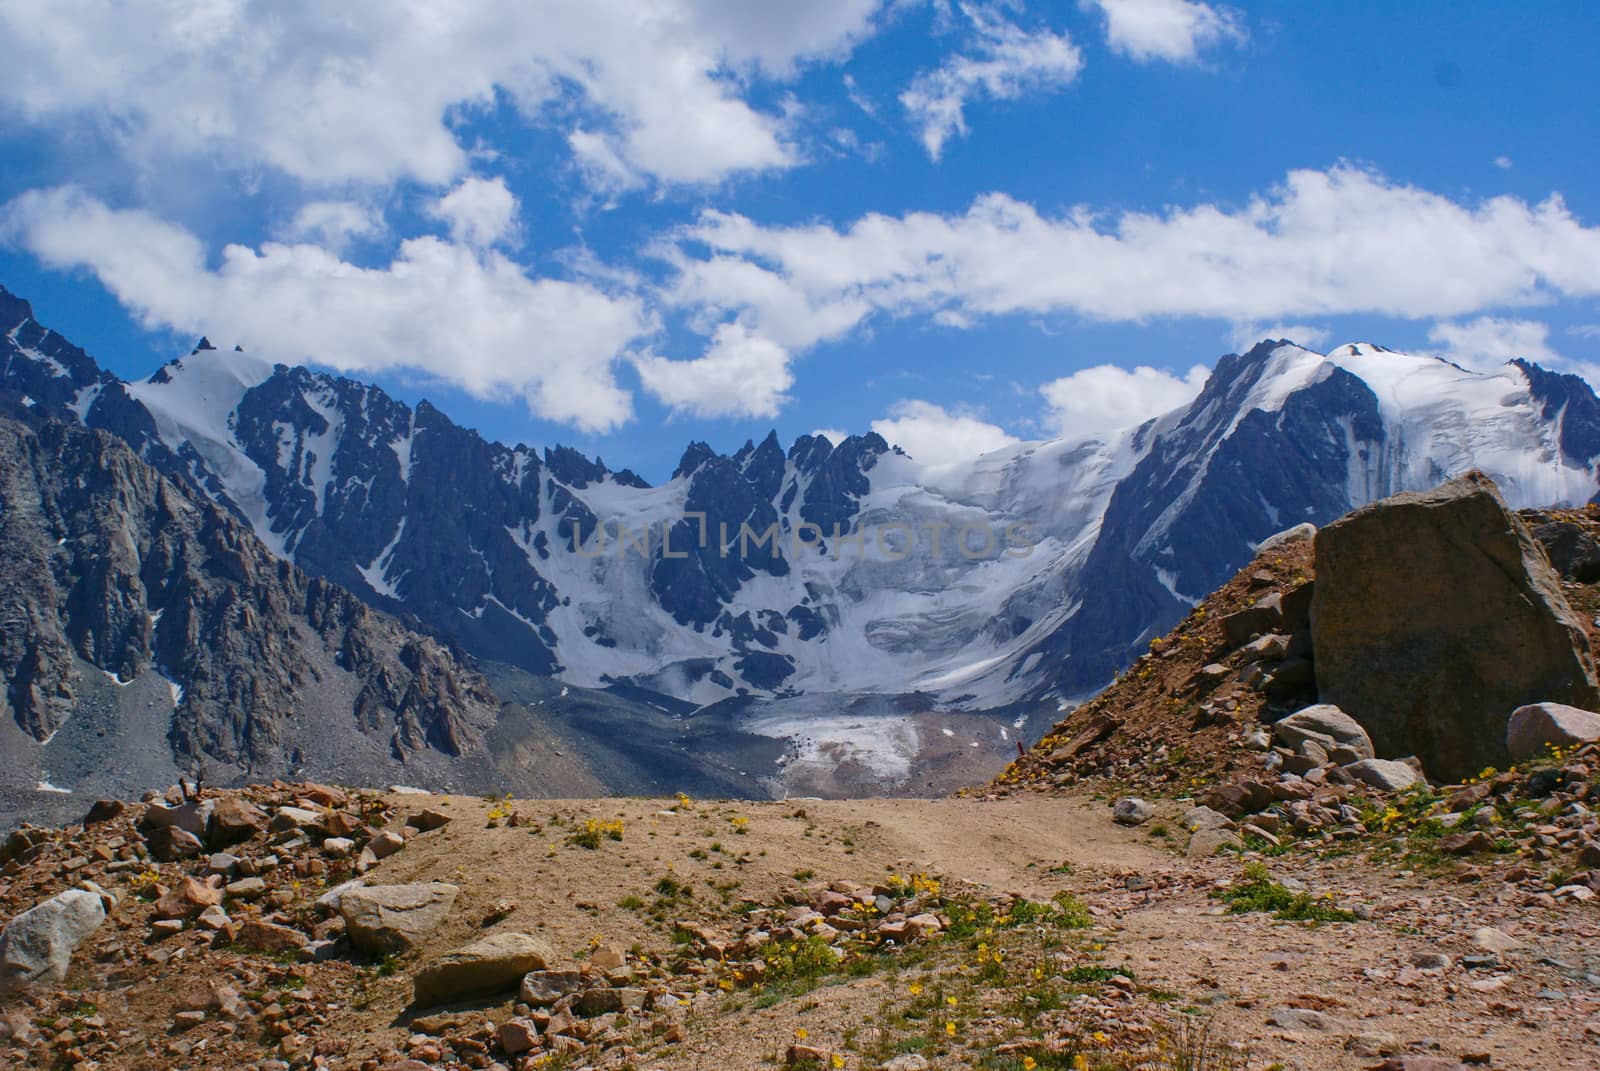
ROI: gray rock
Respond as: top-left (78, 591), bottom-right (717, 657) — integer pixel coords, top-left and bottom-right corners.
top-left (1267, 1006), bottom-right (1344, 1032)
top-left (1112, 798), bottom-right (1155, 826)
top-left (413, 931), bottom-right (554, 1007)
top-left (1257, 523), bottom-right (1317, 554)
top-left (519, 969), bottom-right (584, 1006)
top-left (340, 882), bottom-right (459, 956)
top-left (1186, 828), bottom-right (1242, 858)
top-left (0, 889), bottom-right (107, 993)
top-left (1273, 704), bottom-right (1375, 760)
top-left (1342, 758), bottom-right (1420, 792)
top-left (1507, 702), bottom-right (1600, 763)
top-left (1311, 471), bottom-right (1600, 780)
top-left (1180, 805), bottom-right (1234, 832)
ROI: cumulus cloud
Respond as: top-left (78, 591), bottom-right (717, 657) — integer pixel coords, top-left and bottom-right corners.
top-left (1081, 0), bottom-right (1245, 64)
top-left (812, 427), bottom-right (850, 445)
top-left (870, 399), bottom-right (1019, 466)
top-left (666, 165), bottom-right (1600, 351)
top-left (1039, 363), bottom-right (1208, 438)
top-left (901, 4), bottom-right (1083, 160)
top-left (1228, 322), bottom-right (1331, 353)
top-left (634, 322), bottom-right (793, 419)
top-left (430, 177), bottom-right (519, 248)
top-left (1495, 155), bottom-right (1514, 170)
top-left (1, 186), bottom-right (649, 432)
top-left (1426, 316), bottom-right (1562, 367)
top-left (0, 1), bottom-right (886, 190)
top-left (279, 201), bottom-right (386, 251)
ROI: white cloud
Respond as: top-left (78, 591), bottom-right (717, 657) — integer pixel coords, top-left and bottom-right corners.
top-left (1039, 363), bottom-right (1208, 438)
top-left (1082, 0), bottom-right (1245, 64)
top-left (1, 186), bottom-right (649, 433)
top-left (279, 201), bottom-right (385, 251)
top-left (870, 399), bottom-right (1018, 466)
top-left (1495, 155), bottom-right (1514, 170)
top-left (1426, 316), bottom-right (1562, 368)
top-left (429, 177), bottom-right (518, 249)
top-left (1570, 324), bottom-right (1600, 340)
top-left (0, 1), bottom-right (887, 190)
top-left (1228, 322), bottom-right (1331, 353)
top-left (634, 322), bottom-right (793, 419)
top-left (812, 427), bottom-right (849, 445)
top-left (666, 165), bottom-right (1600, 353)
top-left (901, 4), bottom-right (1083, 160)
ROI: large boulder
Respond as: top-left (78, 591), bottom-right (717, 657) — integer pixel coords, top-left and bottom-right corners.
top-left (0, 889), bottom-right (107, 993)
top-left (1311, 472), bottom-right (1600, 780)
top-left (412, 932), bottom-right (553, 1007)
top-left (1506, 702), bottom-right (1600, 763)
top-left (339, 883), bottom-right (459, 956)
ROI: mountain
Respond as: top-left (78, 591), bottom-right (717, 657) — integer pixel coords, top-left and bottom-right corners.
top-left (6, 282), bottom-right (1600, 797)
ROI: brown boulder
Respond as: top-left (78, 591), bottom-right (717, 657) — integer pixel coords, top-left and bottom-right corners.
top-left (207, 797), bottom-right (268, 848)
top-left (154, 877), bottom-right (223, 920)
top-left (1311, 472), bottom-right (1600, 780)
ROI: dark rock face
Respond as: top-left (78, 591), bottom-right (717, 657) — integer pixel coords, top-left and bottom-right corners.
top-left (0, 409), bottom-right (499, 779)
top-left (1032, 344), bottom-right (1390, 694)
top-left (1513, 359), bottom-right (1600, 469)
top-left (1310, 471), bottom-right (1600, 780)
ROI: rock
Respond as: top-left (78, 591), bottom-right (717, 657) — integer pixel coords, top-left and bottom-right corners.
top-left (574, 988), bottom-right (648, 1016)
top-left (1198, 663), bottom-right (1230, 684)
top-left (412, 932), bottom-right (553, 1007)
top-left (405, 809), bottom-right (451, 833)
top-left (83, 799), bottom-right (126, 825)
top-left (1311, 472), bottom-right (1600, 780)
top-left (225, 877), bottom-right (268, 901)
top-left (589, 943), bottom-right (627, 971)
top-left (904, 913), bottom-right (943, 937)
top-left (1471, 927), bottom-right (1522, 954)
top-left (207, 797), bottom-right (269, 848)
top-left (1223, 594), bottom-right (1283, 646)
top-left (1267, 1006), bottom-right (1343, 1032)
top-left (1199, 780), bottom-right (1274, 818)
top-left (140, 800), bottom-right (208, 839)
top-left (1344, 1031), bottom-right (1402, 1057)
top-left (146, 825), bottom-right (204, 862)
top-left (150, 918), bottom-right (184, 940)
top-left (155, 876), bottom-right (223, 919)
top-left (881, 1055), bottom-right (932, 1071)
top-left (1242, 633), bottom-right (1292, 662)
top-left (1258, 522), bottom-right (1317, 554)
top-left (520, 969), bottom-right (584, 1006)
top-left (340, 883), bottom-right (460, 956)
top-left (1187, 828), bottom-right (1242, 857)
top-left (1112, 798), bottom-right (1154, 826)
top-left (787, 1045), bottom-right (832, 1066)
top-left (197, 905), bottom-right (231, 931)
top-left (1273, 704), bottom-right (1376, 760)
top-left (368, 830), bottom-right (407, 859)
top-left (0, 889), bottom-right (106, 992)
top-left (1410, 952), bottom-right (1452, 970)
top-left (236, 920), bottom-right (308, 953)
top-left (322, 837), bottom-right (354, 858)
top-left (496, 1018), bottom-right (541, 1056)
top-left (1506, 702), bottom-right (1600, 763)
top-left (1441, 831), bottom-right (1493, 855)
top-left (1342, 758), bottom-right (1421, 792)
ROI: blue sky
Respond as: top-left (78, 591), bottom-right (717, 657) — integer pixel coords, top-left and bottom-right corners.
top-left (1, 0), bottom-right (1597, 481)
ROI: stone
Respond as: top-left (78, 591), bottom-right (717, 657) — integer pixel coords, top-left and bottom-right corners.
top-left (1186, 828), bottom-right (1242, 857)
top-left (155, 876), bottom-right (224, 919)
top-left (1471, 927), bottom-right (1522, 954)
top-left (236, 920), bottom-right (308, 953)
top-left (405, 809), bottom-right (451, 833)
top-left (368, 831), bottom-right (407, 859)
top-left (1258, 522), bottom-right (1317, 554)
top-left (225, 877), bottom-right (268, 900)
top-left (1242, 633), bottom-right (1292, 662)
top-left (497, 1018), bottom-right (541, 1056)
top-left (574, 988), bottom-right (648, 1016)
top-left (1311, 471), bottom-right (1600, 780)
top-left (1342, 758), bottom-right (1421, 792)
top-left (0, 889), bottom-right (106, 992)
top-left (140, 800), bottom-right (208, 839)
top-left (1273, 704), bottom-right (1375, 760)
top-left (412, 932), bottom-right (554, 1007)
top-left (197, 905), bottom-right (231, 932)
top-left (207, 797), bottom-right (269, 848)
top-left (1223, 594), bottom-right (1284, 646)
top-left (589, 943), bottom-right (626, 971)
top-left (1410, 952), bottom-right (1452, 971)
top-left (787, 1045), bottom-right (831, 1066)
top-left (1442, 831), bottom-right (1493, 855)
top-left (150, 918), bottom-right (185, 940)
top-left (83, 799), bottom-right (126, 825)
top-left (520, 969), bottom-right (584, 1006)
top-left (1199, 780), bottom-right (1274, 818)
top-left (881, 1056), bottom-right (931, 1071)
top-left (1112, 798), bottom-right (1154, 826)
top-left (146, 825), bottom-right (204, 862)
top-left (322, 837), bottom-right (354, 859)
top-left (1267, 1006), bottom-right (1343, 1032)
top-left (340, 883), bottom-right (460, 956)
top-left (1507, 703), bottom-right (1600, 763)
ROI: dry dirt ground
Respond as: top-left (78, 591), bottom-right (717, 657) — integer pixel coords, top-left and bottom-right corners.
top-left (5, 789), bottom-right (1599, 1070)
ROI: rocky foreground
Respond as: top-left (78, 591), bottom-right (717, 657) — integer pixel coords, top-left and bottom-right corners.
top-left (1, 776), bottom-right (1599, 1071)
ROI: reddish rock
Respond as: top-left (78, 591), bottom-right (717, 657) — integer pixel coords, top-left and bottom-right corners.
top-left (236, 920), bottom-right (309, 953)
top-left (155, 876), bottom-right (224, 919)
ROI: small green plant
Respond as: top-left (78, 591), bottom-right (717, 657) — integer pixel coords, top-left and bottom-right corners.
top-left (1214, 862), bottom-right (1357, 923)
top-left (566, 817), bottom-right (625, 849)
